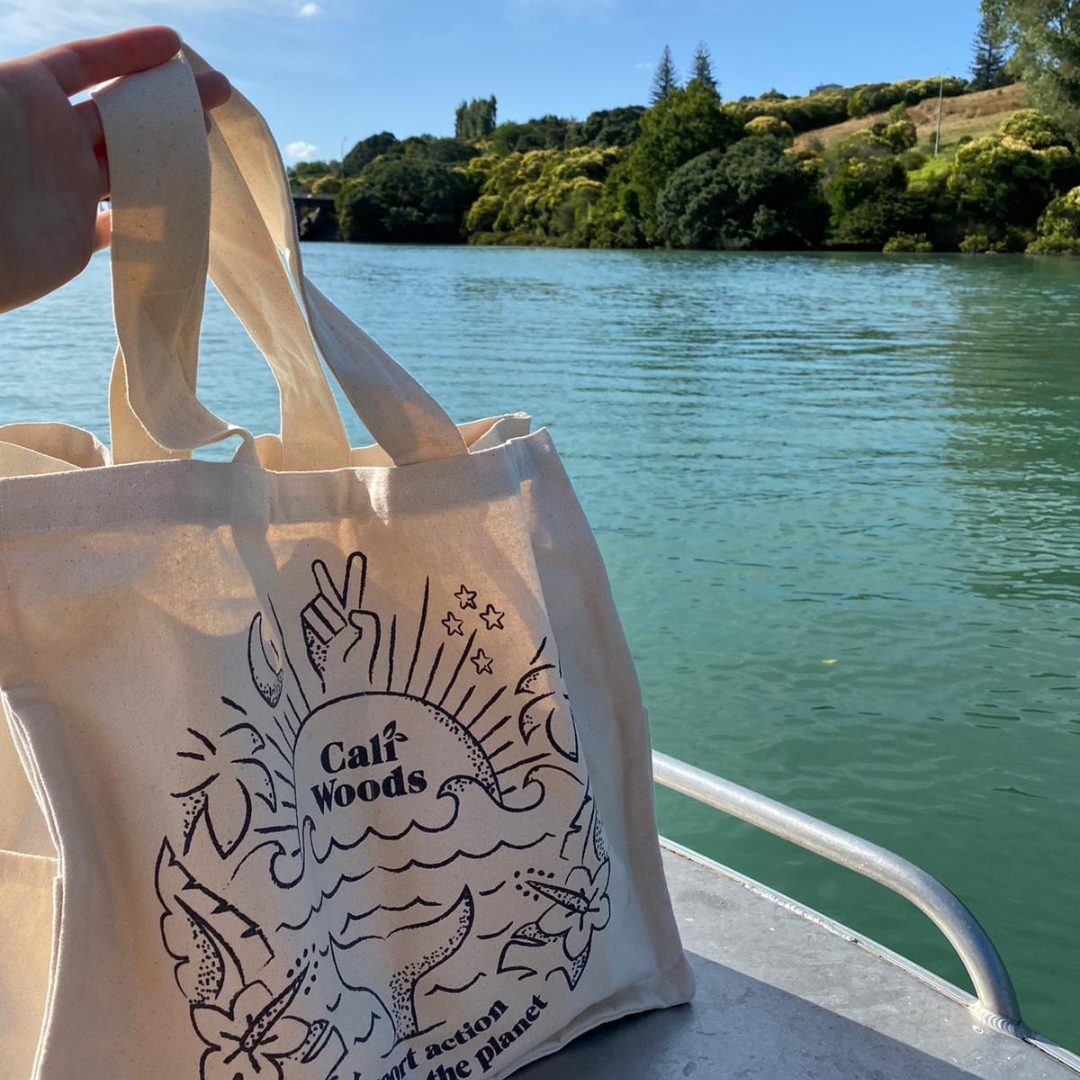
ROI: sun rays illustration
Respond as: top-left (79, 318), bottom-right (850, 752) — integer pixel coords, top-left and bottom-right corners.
top-left (156, 549), bottom-right (611, 1078)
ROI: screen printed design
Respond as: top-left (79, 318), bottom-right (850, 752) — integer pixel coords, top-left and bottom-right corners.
top-left (155, 551), bottom-right (612, 1080)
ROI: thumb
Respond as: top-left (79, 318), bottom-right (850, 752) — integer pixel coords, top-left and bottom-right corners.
top-left (93, 207), bottom-right (111, 251)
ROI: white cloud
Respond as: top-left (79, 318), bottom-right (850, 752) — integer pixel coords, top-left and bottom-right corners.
top-left (298, 1), bottom-right (320, 14)
top-left (286, 139), bottom-right (318, 161)
top-left (633, 61), bottom-right (653, 71)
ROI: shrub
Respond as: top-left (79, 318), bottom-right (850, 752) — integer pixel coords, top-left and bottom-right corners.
top-left (655, 136), bottom-right (828, 249)
top-left (823, 132), bottom-right (909, 214)
top-left (336, 158), bottom-right (478, 242)
top-left (959, 233), bottom-right (1006, 253)
top-left (947, 119), bottom-right (1080, 234)
top-left (883, 232), bottom-right (934, 252)
top-left (1027, 236), bottom-right (1080, 254)
top-left (999, 110), bottom-right (1071, 151)
top-left (1002, 225), bottom-right (1037, 251)
top-left (464, 193), bottom-right (502, 234)
top-left (1026, 186), bottom-right (1080, 253)
top-left (884, 120), bottom-right (918, 153)
top-left (830, 189), bottom-right (930, 248)
top-left (1036, 185), bottom-right (1080, 240)
top-left (901, 149), bottom-right (928, 171)
top-left (745, 115), bottom-right (795, 146)
top-left (732, 77), bottom-right (965, 137)
top-left (310, 175), bottom-right (342, 196)
top-left (464, 146), bottom-right (622, 246)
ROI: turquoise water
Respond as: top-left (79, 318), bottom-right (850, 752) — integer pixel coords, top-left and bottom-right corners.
top-left (3, 246), bottom-right (1078, 1049)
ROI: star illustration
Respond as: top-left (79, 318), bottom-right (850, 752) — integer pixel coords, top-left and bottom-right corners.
top-left (441, 611), bottom-right (464, 636)
top-left (471, 649), bottom-right (494, 675)
top-left (455, 585), bottom-right (478, 610)
top-left (479, 604), bottom-right (505, 631)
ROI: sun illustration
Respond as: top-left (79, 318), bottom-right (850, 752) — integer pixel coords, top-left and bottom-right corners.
top-left (158, 550), bottom-right (612, 1080)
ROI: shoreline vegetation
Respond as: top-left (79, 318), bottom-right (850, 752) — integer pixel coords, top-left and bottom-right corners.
top-left (288, 7), bottom-right (1080, 256)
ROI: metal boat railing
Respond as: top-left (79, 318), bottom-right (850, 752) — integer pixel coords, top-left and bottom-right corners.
top-left (652, 750), bottom-right (1026, 1035)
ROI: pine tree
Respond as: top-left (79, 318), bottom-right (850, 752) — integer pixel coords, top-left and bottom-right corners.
top-left (970, 4), bottom-right (1012, 91)
top-left (690, 41), bottom-right (718, 95)
top-left (651, 45), bottom-right (679, 104)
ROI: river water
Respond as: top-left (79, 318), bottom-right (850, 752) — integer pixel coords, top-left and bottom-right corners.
top-left (3, 246), bottom-right (1078, 1049)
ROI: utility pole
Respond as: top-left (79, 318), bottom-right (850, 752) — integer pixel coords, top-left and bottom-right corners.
top-left (340, 136), bottom-right (349, 178)
top-left (933, 76), bottom-right (944, 156)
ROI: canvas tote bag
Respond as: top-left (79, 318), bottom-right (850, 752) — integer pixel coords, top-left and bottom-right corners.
top-left (0, 47), bottom-right (693, 1080)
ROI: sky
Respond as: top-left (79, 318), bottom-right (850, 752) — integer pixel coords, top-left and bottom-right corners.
top-left (0, 0), bottom-right (984, 164)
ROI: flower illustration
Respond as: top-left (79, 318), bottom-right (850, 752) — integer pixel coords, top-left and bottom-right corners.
top-left (192, 980), bottom-right (309, 1080)
top-left (534, 859), bottom-right (611, 960)
top-left (172, 722), bottom-right (278, 860)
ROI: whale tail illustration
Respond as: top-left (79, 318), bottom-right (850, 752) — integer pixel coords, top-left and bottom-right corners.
top-left (330, 886), bottom-right (475, 1042)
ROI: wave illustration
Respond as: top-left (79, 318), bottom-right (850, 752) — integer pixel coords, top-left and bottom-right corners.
top-left (275, 770), bottom-right (566, 893)
top-left (273, 865), bottom-right (377, 931)
top-left (423, 971), bottom-right (487, 997)
top-left (339, 897), bottom-right (441, 937)
top-left (308, 774), bottom-right (546, 866)
top-left (375, 832), bottom-right (555, 878)
top-left (285, 832), bottom-right (554, 937)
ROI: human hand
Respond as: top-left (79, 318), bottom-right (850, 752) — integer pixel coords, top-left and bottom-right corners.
top-left (302, 553), bottom-right (383, 696)
top-left (0, 26), bottom-right (229, 314)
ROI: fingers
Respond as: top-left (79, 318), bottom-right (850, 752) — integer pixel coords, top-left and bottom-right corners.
top-left (35, 25), bottom-right (182, 96)
top-left (76, 69), bottom-right (231, 198)
top-left (311, 560), bottom-right (345, 611)
top-left (195, 69), bottom-right (231, 112)
top-left (341, 552), bottom-right (369, 612)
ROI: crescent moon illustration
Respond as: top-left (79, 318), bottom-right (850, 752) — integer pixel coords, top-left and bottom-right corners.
top-left (248, 611), bottom-right (284, 708)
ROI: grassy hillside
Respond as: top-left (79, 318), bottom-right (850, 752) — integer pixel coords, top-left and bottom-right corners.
top-left (794, 82), bottom-right (1029, 152)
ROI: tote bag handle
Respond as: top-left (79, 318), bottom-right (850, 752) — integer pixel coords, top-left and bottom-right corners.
top-left (105, 50), bottom-right (352, 470)
top-left (96, 50), bottom-right (468, 468)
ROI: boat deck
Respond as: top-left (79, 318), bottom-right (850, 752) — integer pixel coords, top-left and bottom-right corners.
top-left (518, 841), bottom-right (1079, 1080)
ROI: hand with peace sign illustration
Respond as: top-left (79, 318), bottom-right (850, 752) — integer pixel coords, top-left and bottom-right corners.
top-left (301, 552), bottom-right (383, 696)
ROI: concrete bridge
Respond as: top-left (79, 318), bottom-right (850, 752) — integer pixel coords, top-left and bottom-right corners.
top-left (292, 193), bottom-right (339, 240)
top-left (292, 193), bottom-right (336, 212)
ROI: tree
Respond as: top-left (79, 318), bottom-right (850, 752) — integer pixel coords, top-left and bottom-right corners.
top-left (343, 132), bottom-right (398, 178)
top-left (651, 45), bottom-right (679, 103)
top-left (655, 136), bottom-right (827, 249)
top-left (996, 0), bottom-right (1080, 138)
top-left (689, 41), bottom-right (718, 94)
top-left (490, 115), bottom-right (574, 155)
top-left (336, 158), bottom-right (479, 243)
top-left (946, 110), bottom-right (1080, 241)
top-left (1028, 185), bottom-right (1080, 252)
top-left (575, 106), bottom-right (646, 148)
top-left (629, 82), bottom-right (746, 237)
top-left (821, 129), bottom-right (927, 248)
top-left (463, 146), bottom-right (621, 245)
top-left (455, 96), bottom-right (498, 141)
top-left (970, 3), bottom-right (1012, 90)
top-left (380, 136), bottom-right (479, 164)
